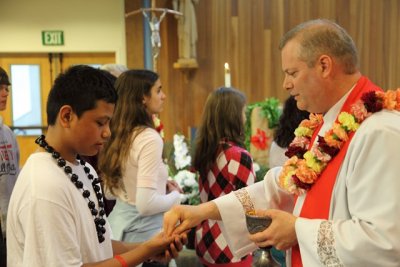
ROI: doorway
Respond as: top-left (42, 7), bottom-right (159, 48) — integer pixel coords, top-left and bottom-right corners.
top-left (0, 52), bottom-right (115, 166)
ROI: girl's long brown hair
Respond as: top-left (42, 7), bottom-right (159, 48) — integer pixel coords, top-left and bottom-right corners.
top-left (98, 69), bottom-right (159, 194)
top-left (193, 87), bottom-right (246, 178)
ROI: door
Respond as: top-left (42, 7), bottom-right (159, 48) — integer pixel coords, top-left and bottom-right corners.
top-left (0, 52), bottom-right (115, 166)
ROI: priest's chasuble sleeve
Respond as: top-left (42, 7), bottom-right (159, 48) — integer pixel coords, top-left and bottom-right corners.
top-left (213, 86), bottom-right (400, 266)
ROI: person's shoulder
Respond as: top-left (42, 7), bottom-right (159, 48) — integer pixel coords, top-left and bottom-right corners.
top-left (353, 110), bottom-right (400, 141)
top-left (135, 127), bottom-right (162, 143)
top-left (223, 143), bottom-right (251, 160)
top-left (360, 110), bottom-right (400, 130)
top-left (21, 152), bottom-right (48, 169)
top-left (0, 122), bottom-right (16, 137)
top-left (14, 153), bottom-right (66, 199)
top-left (19, 153), bottom-right (65, 186)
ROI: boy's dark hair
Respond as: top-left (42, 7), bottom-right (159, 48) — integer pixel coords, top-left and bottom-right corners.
top-left (274, 96), bottom-right (310, 148)
top-left (47, 65), bottom-right (117, 125)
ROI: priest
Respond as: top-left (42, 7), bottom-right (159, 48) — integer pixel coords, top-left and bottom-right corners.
top-left (163, 19), bottom-right (400, 266)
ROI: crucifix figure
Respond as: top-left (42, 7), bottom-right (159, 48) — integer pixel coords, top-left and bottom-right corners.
top-left (145, 11), bottom-right (166, 49)
top-left (142, 9), bottom-right (167, 59)
top-left (126, 3), bottom-right (182, 71)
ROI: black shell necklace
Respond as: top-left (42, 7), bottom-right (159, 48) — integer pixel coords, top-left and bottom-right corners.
top-left (35, 135), bottom-right (106, 243)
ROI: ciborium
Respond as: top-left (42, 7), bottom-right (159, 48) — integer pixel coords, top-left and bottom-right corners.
top-left (245, 211), bottom-right (280, 267)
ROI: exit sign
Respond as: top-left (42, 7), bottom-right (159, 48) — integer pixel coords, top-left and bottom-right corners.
top-left (42, 31), bottom-right (64, 46)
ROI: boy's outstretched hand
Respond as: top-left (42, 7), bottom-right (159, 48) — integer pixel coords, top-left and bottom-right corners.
top-left (145, 231), bottom-right (188, 264)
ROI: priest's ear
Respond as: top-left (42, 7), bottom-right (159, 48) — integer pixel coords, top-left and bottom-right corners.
top-left (317, 54), bottom-right (333, 78)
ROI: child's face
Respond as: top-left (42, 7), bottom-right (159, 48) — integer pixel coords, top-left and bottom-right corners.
top-left (70, 100), bottom-right (115, 157)
top-left (143, 79), bottom-right (166, 115)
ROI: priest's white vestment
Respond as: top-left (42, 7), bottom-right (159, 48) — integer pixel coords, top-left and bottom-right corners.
top-left (213, 88), bottom-right (400, 266)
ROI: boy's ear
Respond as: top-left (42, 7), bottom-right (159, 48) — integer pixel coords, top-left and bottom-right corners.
top-left (59, 105), bottom-right (74, 127)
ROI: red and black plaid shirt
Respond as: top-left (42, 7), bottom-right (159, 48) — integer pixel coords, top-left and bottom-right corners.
top-left (195, 141), bottom-right (255, 266)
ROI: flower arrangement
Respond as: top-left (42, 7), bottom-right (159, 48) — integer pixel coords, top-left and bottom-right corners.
top-left (167, 133), bottom-right (200, 205)
top-left (251, 128), bottom-right (269, 150)
top-left (245, 98), bottom-right (281, 150)
top-left (245, 97), bottom-right (281, 182)
top-left (279, 88), bottom-right (400, 195)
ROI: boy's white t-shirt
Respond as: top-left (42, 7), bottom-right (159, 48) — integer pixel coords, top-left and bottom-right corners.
top-left (7, 152), bottom-right (113, 267)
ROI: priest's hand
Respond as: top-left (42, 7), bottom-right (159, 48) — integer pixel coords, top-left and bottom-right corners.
top-left (164, 202), bottom-right (221, 236)
top-left (248, 209), bottom-right (298, 250)
top-left (163, 204), bottom-right (203, 236)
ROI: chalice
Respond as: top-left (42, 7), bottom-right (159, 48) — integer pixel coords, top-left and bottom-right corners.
top-left (245, 211), bottom-right (280, 267)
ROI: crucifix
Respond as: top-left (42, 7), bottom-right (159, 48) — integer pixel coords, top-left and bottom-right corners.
top-left (125, 0), bottom-right (182, 71)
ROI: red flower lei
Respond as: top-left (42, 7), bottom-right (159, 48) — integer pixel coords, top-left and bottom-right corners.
top-left (279, 88), bottom-right (400, 195)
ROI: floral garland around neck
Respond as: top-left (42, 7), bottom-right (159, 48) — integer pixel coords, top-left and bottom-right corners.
top-left (279, 88), bottom-right (400, 195)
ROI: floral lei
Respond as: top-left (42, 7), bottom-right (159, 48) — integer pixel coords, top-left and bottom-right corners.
top-left (279, 88), bottom-right (400, 195)
top-left (152, 114), bottom-right (165, 139)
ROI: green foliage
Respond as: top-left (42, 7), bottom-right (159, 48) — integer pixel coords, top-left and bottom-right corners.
top-left (255, 164), bottom-right (269, 182)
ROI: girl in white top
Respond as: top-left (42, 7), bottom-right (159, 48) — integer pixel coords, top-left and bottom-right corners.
top-left (99, 70), bottom-right (181, 256)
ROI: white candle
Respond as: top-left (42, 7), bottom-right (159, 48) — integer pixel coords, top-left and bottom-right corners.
top-left (224, 63), bottom-right (231, 87)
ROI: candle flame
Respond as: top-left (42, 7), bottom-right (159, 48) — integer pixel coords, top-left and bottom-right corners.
top-left (224, 62), bottom-right (230, 71)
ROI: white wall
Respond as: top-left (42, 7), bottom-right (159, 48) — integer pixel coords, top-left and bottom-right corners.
top-left (0, 0), bottom-right (127, 64)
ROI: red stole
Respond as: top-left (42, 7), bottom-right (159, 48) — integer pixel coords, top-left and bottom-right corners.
top-left (291, 76), bottom-right (382, 267)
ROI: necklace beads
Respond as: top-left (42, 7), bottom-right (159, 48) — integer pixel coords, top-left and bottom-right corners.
top-left (35, 135), bottom-right (106, 243)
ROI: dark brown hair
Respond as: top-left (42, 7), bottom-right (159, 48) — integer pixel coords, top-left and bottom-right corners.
top-left (193, 87), bottom-right (246, 178)
top-left (99, 69), bottom-right (159, 193)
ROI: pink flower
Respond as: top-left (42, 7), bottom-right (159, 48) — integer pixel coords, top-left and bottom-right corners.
top-left (351, 100), bottom-right (369, 122)
top-left (311, 146), bottom-right (331, 163)
top-left (291, 136), bottom-right (310, 149)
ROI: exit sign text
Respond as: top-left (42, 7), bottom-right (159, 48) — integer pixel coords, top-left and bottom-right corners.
top-left (42, 31), bottom-right (64, 46)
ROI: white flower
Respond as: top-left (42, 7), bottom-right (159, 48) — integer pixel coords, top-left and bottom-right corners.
top-left (168, 133), bottom-right (200, 205)
top-left (174, 170), bottom-right (195, 187)
top-left (172, 169), bottom-right (199, 204)
top-left (173, 134), bottom-right (191, 170)
top-left (183, 172), bottom-right (197, 187)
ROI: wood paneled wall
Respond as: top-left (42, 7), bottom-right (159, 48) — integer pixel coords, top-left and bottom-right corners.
top-left (125, 0), bottom-right (400, 141)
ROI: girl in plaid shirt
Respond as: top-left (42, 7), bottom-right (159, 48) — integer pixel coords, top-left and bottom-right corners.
top-left (192, 87), bottom-right (255, 266)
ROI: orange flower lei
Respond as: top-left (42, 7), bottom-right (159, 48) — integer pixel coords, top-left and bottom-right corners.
top-left (279, 88), bottom-right (400, 195)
